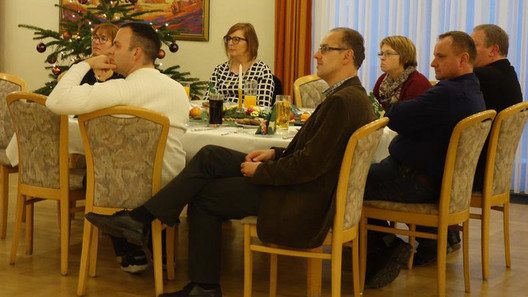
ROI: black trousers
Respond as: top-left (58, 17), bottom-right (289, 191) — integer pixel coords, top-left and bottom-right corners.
top-left (364, 156), bottom-right (442, 249)
top-left (143, 145), bottom-right (261, 284)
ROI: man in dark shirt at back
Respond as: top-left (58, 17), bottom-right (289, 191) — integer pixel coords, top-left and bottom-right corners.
top-left (471, 24), bottom-right (523, 191)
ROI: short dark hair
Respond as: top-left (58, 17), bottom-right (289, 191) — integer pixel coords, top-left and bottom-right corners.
top-left (438, 31), bottom-right (477, 65)
top-left (331, 27), bottom-right (365, 68)
top-left (224, 23), bottom-right (259, 60)
top-left (120, 22), bottom-right (161, 63)
top-left (473, 24), bottom-right (509, 56)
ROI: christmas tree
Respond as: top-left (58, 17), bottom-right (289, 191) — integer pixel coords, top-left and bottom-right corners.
top-left (19, 0), bottom-right (206, 98)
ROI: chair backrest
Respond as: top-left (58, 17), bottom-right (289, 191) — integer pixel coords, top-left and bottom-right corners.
top-left (6, 91), bottom-right (68, 189)
top-left (336, 118), bottom-right (389, 232)
top-left (78, 106), bottom-right (169, 209)
top-left (439, 110), bottom-right (495, 215)
top-left (293, 74), bottom-right (328, 108)
top-left (484, 101), bottom-right (528, 196)
top-left (0, 73), bottom-right (26, 148)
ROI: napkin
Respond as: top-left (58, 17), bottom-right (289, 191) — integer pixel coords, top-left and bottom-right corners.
top-left (256, 104), bottom-right (277, 135)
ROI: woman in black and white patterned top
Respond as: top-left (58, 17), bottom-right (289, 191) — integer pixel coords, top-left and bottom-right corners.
top-left (204, 23), bottom-right (275, 107)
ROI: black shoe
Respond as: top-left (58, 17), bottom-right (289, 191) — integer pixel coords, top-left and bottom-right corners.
top-left (120, 251), bottom-right (149, 274)
top-left (159, 283), bottom-right (222, 297)
top-left (85, 210), bottom-right (149, 246)
top-left (413, 235), bottom-right (462, 267)
top-left (366, 237), bottom-right (412, 289)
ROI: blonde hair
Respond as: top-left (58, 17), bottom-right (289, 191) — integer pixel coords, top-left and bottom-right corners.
top-left (93, 23), bottom-right (119, 42)
top-left (380, 36), bottom-right (417, 68)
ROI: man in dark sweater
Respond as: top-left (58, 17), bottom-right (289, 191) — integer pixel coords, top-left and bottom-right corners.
top-left (471, 24), bottom-right (523, 191)
top-left (362, 31), bottom-right (485, 288)
top-left (84, 28), bottom-right (376, 297)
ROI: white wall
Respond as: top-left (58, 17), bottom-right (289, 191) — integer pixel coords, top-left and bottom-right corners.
top-left (0, 0), bottom-right (275, 92)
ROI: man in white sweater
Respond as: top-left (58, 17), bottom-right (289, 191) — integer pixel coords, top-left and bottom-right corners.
top-left (47, 22), bottom-right (189, 186)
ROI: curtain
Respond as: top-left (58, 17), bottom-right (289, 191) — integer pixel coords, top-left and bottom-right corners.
top-left (274, 0), bottom-right (313, 96)
top-left (313, 0), bottom-right (528, 194)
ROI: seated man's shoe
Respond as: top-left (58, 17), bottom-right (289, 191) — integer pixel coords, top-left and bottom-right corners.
top-left (159, 282), bottom-right (222, 297)
top-left (120, 250), bottom-right (149, 274)
top-left (447, 231), bottom-right (461, 253)
top-left (366, 237), bottom-right (412, 289)
top-left (85, 210), bottom-right (149, 246)
top-left (413, 234), bottom-right (462, 267)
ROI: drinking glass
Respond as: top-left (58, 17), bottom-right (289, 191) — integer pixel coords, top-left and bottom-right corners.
top-left (208, 93), bottom-right (224, 127)
top-left (274, 95), bottom-right (291, 134)
top-left (244, 80), bottom-right (258, 108)
top-left (182, 83), bottom-right (191, 101)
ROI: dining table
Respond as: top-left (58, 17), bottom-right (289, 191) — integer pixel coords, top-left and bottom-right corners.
top-left (5, 116), bottom-right (396, 168)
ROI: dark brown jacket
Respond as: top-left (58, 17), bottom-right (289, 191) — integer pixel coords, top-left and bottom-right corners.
top-left (252, 77), bottom-right (376, 248)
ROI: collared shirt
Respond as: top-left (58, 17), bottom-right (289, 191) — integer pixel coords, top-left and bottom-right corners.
top-left (322, 76), bottom-right (355, 97)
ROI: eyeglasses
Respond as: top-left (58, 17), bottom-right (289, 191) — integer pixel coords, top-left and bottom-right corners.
top-left (377, 51), bottom-right (399, 57)
top-left (223, 36), bottom-right (247, 44)
top-left (317, 45), bottom-right (349, 54)
top-left (92, 35), bottom-right (109, 44)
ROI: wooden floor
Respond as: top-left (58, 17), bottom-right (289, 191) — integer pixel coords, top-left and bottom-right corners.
top-left (1, 172), bottom-right (527, 297)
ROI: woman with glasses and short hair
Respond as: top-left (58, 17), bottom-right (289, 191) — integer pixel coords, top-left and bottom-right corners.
top-left (204, 23), bottom-right (275, 107)
top-left (80, 23), bottom-right (124, 85)
top-left (373, 36), bottom-right (431, 110)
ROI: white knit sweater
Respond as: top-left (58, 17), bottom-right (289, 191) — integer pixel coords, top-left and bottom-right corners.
top-left (47, 62), bottom-right (190, 186)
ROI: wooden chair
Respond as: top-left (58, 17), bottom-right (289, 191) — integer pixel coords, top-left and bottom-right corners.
top-left (0, 73), bottom-right (25, 239)
top-left (7, 91), bottom-right (86, 276)
top-left (470, 101), bottom-right (528, 279)
top-left (76, 106), bottom-right (175, 297)
top-left (293, 74), bottom-right (328, 108)
top-left (360, 110), bottom-right (496, 297)
top-left (242, 117), bottom-right (389, 297)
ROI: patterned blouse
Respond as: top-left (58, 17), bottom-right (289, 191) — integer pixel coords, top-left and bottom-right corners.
top-left (204, 60), bottom-right (275, 107)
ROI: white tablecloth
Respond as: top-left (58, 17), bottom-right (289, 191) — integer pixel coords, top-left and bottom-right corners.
top-left (181, 123), bottom-right (295, 161)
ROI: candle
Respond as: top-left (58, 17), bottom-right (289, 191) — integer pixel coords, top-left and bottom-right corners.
top-left (238, 64), bottom-right (243, 112)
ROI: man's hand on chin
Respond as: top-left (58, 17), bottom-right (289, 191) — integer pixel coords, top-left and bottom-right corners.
top-left (85, 55), bottom-right (116, 71)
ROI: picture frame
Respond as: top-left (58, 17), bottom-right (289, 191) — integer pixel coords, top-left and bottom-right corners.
top-left (59, 0), bottom-right (210, 41)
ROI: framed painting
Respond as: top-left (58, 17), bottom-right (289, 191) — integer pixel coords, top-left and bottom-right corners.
top-left (60, 0), bottom-right (210, 41)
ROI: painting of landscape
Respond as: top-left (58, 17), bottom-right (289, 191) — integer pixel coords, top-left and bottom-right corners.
top-left (60, 0), bottom-right (209, 41)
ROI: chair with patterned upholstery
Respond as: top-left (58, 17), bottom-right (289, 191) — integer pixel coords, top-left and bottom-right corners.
top-left (0, 73), bottom-right (25, 239)
top-left (470, 101), bottom-right (528, 280)
top-left (7, 91), bottom-right (86, 276)
top-left (76, 106), bottom-right (175, 297)
top-left (242, 117), bottom-right (389, 297)
top-left (360, 110), bottom-right (496, 297)
top-left (293, 74), bottom-right (329, 108)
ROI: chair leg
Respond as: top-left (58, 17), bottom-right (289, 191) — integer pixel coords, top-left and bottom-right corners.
top-left (407, 224), bottom-right (416, 269)
top-left (60, 198), bottom-right (70, 276)
top-left (270, 254), bottom-right (277, 297)
top-left (243, 224), bottom-right (253, 297)
top-left (463, 220), bottom-right (470, 293)
top-left (77, 219), bottom-right (94, 296)
top-left (359, 216), bottom-right (367, 292)
top-left (306, 247), bottom-right (322, 297)
top-left (166, 226), bottom-right (175, 280)
top-left (351, 238), bottom-right (360, 297)
top-left (330, 243), bottom-right (343, 297)
top-left (437, 226), bottom-right (448, 297)
top-left (152, 220), bottom-right (164, 297)
top-left (88, 225), bottom-right (99, 277)
top-left (481, 199), bottom-right (491, 280)
top-left (503, 201), bottom-right (511, 269)
top-left (0, 166), bottom-right (8, 239)
top-left (9, 193), bottom-right (25, 265)
top-left (25, 202), bottom-right (34, 255)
